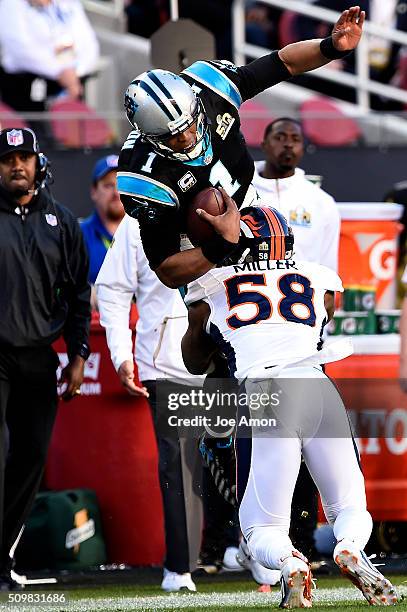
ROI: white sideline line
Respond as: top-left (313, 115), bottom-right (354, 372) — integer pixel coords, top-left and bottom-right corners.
top-left (0, 585), bottom-right (406, 611)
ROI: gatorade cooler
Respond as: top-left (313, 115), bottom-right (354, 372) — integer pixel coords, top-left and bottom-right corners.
top-left (338, 203), bottom-right (403, 309)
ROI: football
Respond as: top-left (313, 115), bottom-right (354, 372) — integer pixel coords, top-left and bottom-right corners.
top-left (186, 187), bottom-right (226, 246)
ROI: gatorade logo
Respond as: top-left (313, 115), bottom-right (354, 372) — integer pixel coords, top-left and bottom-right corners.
top-left (369, 239), bottom-right (396, 281)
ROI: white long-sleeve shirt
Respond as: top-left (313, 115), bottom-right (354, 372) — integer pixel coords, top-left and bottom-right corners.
top-left (95, 215), bottom-right (197, 383)
top-left (0, 0), bottom-right (99, 79)
top-left (252, 163), bottom-right (340, 272)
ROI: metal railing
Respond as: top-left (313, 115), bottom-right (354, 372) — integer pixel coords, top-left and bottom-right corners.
top-left (232, 0), bottom-right (407, 111)
top-left (3, 109), bottom-right (407, 149)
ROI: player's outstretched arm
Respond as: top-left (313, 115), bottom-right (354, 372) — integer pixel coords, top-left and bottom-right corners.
top-left (279, 6), bottom-right (365, 75)
top-left (182, 301), bottom-right (217, 374)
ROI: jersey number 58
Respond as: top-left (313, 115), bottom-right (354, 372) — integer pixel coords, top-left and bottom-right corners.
top-left (224, 273), bottom-right (316, 329)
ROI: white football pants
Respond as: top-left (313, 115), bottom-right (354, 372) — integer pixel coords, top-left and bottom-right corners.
top-left (238, 365), bottom-right (372, 570)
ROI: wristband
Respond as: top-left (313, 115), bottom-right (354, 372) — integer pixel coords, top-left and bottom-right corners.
top-left (320, 36), bottom-right (351, 60)
top-left (201, 234), bottom-right (239, 264)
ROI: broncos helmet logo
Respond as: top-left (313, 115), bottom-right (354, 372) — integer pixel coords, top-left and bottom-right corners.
top-left (227, 206), bottom-right (294, 265)
top-left (240, 214), bottom-right (264, 237)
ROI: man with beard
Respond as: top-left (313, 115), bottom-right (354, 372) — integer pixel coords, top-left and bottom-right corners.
top-left (253, 118), bottom-right (339, 272)
top-left (80, 155), bottom-right (125, 308)
top-left (0, 127), bottom-right (90, 588)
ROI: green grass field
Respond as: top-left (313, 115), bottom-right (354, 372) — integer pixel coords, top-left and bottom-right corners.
top-left (0, 575), bottom-right (406, 612)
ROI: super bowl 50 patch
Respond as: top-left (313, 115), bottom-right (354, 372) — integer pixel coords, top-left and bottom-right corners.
top-left (289, 207), bottom-right (311, 227)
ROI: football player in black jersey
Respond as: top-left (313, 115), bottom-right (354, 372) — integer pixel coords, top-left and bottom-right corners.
top-left (118, 6), bottom-right (364, 289)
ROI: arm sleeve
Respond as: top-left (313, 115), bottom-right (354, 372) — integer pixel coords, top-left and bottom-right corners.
top-left (139, 215), bottom-right (181, 270)
top-left (224, 52), bottom-right (292, 102)
top-left (95, 217), bottom-right (139, 371)
top-left (62, 214), bottom-right (91, 360)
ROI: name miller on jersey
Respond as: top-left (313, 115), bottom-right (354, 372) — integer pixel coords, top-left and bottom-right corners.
top-left (232, 260), bottom-right (298, 273)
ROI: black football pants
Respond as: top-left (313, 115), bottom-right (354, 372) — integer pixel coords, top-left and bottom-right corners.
top-left (143, 381), bottom-right (203, 574)
top-left (0, 345), bottom-right (59, 569)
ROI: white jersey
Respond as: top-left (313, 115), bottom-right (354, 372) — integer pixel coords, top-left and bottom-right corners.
top-left (186, 259), bottom-right (344, 380)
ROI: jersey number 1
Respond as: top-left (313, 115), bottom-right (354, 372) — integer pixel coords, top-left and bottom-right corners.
top-left (209, 160), bottom-right (240, 196)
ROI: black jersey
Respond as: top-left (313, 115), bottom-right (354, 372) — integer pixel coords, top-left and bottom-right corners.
top-left (118, 52), bottom-right (291, 269)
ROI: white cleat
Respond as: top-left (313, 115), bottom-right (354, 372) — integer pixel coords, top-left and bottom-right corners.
top-left (222, 546), bottom-right (244, 572)
top-left (333, 541), bottom-right (399, 606)
top-left (279, 552), bottom-right (313, 609)
top-left (161, 568), bottom-right (196, 592)
top-left (236, 540), bottom-right (280, 585)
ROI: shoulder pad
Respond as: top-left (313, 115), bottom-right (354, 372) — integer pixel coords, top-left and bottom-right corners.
top-left (182, 61), bottom-right (242, 109)
top-left (301, 262), bottom-right (343, 292)
top-left (117, 171), bottom-right (179, 210)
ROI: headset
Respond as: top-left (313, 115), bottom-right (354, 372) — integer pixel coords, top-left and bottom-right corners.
top-left (36, 151), bottom-right (52, 191)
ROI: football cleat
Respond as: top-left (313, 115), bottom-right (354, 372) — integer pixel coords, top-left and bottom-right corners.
top-left (334, 541), bottom-right (399, 606)
top-left (161, 568), bottom-right (196, 592)
top-left (236, 540), bottom-right (281, 586)
top-left (279, 551), bottom-right (313, 609)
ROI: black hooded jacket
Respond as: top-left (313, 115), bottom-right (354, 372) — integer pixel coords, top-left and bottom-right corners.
top-left (0, 185), bottom-right (91, 359)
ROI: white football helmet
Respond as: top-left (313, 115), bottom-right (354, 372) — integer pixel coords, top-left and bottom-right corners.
top-left (124, 69), bottom-right (210, 162)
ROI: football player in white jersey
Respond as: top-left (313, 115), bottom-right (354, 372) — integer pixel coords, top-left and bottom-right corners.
top-left (182, 206), bottom-right (398, 608)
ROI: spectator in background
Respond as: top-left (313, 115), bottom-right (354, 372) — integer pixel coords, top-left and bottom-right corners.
top-left (0, 127), bottom-right (91, 589)
top-left (96, 215), bottom-right (203, 592)
top-left (80, 155), bottom-right (124, 309)
top-left (0, 0), bottom-right (99, 113)
top-left (245, 2), bottom-right (282, 51)
top-left (252, 117), bottom-right (340, 563)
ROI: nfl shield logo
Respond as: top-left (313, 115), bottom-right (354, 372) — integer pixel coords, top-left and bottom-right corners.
top-left (45, 214), bottom-right (57, 226)
top-left (7, 129), bottom-right (24, 147)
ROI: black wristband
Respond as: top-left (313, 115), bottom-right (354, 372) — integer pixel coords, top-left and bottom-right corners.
top-left (201, 234), bottom-right (239, 264)
top-left (320, 36), bottom-right (351, 60)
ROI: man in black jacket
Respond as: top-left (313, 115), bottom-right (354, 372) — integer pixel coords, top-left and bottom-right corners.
top-left (0, 127), bottom-right (91, 589)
